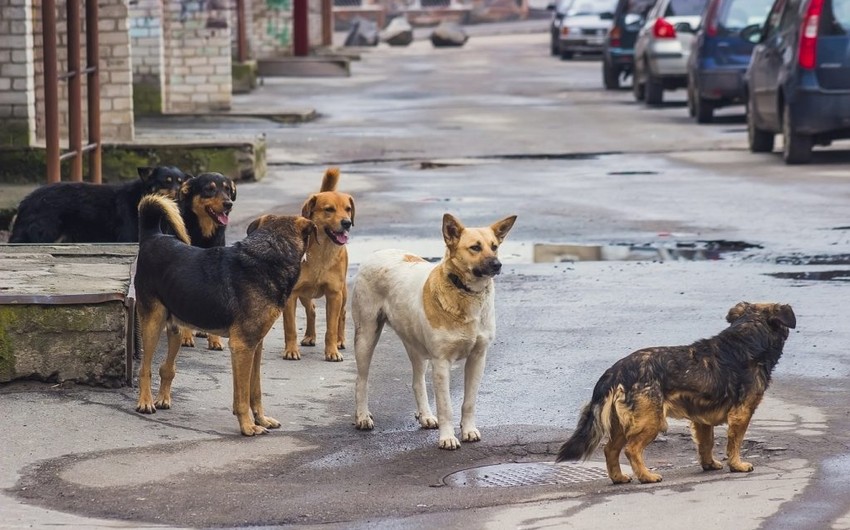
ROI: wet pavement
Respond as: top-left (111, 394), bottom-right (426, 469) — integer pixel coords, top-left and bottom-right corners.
top-left (2, 29), bottom-right (850, 529)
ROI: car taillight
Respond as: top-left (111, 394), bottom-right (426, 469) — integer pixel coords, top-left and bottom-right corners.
top-left (561, 26), bottom-right (570, 37)
top-left (703, 0), bottom-right (721, 37)
top-left (653, 17), bottom-right (676, 39)
top-left (609, 26), bottom-right (622, 47)
top-left (799, 0), bottom-right (824, 69)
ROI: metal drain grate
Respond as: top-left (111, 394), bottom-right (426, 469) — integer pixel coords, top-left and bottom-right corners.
top-left (443, 462), bottom-right (609, 488)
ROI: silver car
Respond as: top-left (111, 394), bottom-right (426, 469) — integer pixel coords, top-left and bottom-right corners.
top-left (557, 0), bottom-right (619, 59)
top-left (632, 0), bottom-right (708, 105)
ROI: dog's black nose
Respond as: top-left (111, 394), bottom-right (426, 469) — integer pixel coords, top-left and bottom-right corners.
top-left (341, 218), bottom-right (352, 230)
top-left (491, 260), bottom-right (502, 274)
top-left (223, 200), bottom-right (233, 212)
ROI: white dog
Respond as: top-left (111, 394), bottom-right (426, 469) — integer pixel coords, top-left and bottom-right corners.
top-left (352, 213), bottom-right (517, 450)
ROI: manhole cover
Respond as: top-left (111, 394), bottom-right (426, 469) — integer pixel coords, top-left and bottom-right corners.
top-left (443, 462), bottom-right (608, 488)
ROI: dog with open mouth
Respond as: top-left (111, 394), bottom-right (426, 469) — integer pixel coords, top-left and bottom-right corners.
top-left (177, 172), bottom-right (237, 350)
top-left (277, 167), bottom-right (354, 362)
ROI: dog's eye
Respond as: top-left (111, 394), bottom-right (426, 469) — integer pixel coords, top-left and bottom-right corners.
top-left (166, 177), bottom-right (172, 183)
top-left (324, 206), bottom-right (335, 213)
top-left (491, 244), bottom-right (498, 251)
top-left (470, 244), bottom-right (482, 252)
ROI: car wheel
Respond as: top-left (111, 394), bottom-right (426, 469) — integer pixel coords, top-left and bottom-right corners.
top-left (695, 96), bottom-right (714, 124)
top-left (560, 50), bottom-right (574, 60)
top-left (747, 97), bottom-right (774, 153)
top-left (687, 84), bottom-right (696, 118)
top-left (550, 34), bottom-right (559, 56)
top-left (603, 60), bottom-right (620, 90)
top-left (645, 74), bottom-right (663, 106)
top-left (782, 104), bottom-right (813, 164)
top-left (632, 63), bottom-right (645, 101)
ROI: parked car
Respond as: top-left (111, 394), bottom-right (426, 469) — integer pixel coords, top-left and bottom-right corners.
top-left (555, 0), bottom-right (619, 59)
top-left (686, 0), bottom-right (773, 122)
top-left (549, 0), bottom-right (573, 55)
top-left (745, 0), bottom-right (850, 164)
top-left (602, 0), bottom-right (658, 89)
top-left (632, 0), bottom-right (709, 105)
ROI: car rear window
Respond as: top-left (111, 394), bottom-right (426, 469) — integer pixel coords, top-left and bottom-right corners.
top-left (717, 0), bottom-right (774, 32)
top-left (666, 0), bottom-right (706, 16)
top-left (568, 0), bottom-right (618, 15)
top-left (824, 0), bottom-right (850, 34)
top-left (625, 0), bottom-right (655, 14)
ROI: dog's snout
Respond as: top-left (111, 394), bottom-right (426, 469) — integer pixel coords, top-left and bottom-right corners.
top-left (491, 259), bottom-right (502, 274)
top-left (223, 200), bottom-right (233, 212)
top-left (341, 218), bottom-right (352, 230)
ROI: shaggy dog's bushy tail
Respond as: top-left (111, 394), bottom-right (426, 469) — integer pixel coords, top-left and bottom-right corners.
top-left (138, 194), bottom-right (190, 244)
top-left (320, 167), bottom-right (340, 192)
top-left (556, 385), bottom-right (621, 462)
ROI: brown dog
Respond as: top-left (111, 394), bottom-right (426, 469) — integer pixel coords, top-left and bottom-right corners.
top-left (556, 302), bottom-right (796, 484)
top-left (134, 194), bottom-right (315, 436)
top-left (284, 167), bottom-right (354, 362)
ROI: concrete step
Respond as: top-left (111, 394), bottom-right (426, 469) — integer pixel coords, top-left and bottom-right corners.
top-left (257, 56), bottom-right (351, 78)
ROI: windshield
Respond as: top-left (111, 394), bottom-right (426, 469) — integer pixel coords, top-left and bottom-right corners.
top-left (665, 0), bottom-right (707, 16)
top-left (567, 0), bottom-right (617, 15)
top-left (716, 0), bottom-right (773, 32)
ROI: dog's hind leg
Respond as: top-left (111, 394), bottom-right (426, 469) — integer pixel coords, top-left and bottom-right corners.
top-left (432, 357), bottom-right (460, 450)
top-left (300, 297), bottom-right (317, 347)
top-left (249, 340), bottom-right (280, 430)
top-left (603, 420), bottom-right (631, 484)
top-left (283, 297), bottom-right (302, 360)
top-left (691, 422), bottom-right (723, 471)
top-left (409, 350), bottom-right (437, 429)
top-left (726, 400), bottom-right (760, 472)
top-left (136, 302), bottom-right (167, 414)
top-left (154, 322), bottom-right (184, 410)
top-left (353, 311), bottom-right (384, 431)
top-left (460, 350), bottom-right (486, 443)
top-left (336, 286), bottom-right (347, 351)
top-left (622, 394), bottom-right (663, 483)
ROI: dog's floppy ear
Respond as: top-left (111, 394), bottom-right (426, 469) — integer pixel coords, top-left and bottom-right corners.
top-left (771, 304), bottom-right (796, 329)
top-left (179, 178), bottom-right (194, 201)
top-left (726, 302), bottom-right (750, 323)
top-left (296, 216), bottom-right (318, 248)
top-left (137, 167), bottom-right (154, 182)
top-left (442, 213), bottom-right (465, 248)
top-left (348, 196), bottom-right (355, 226)
top-left (490, 215), bottom-right (517, 244)
top-left (301, 195), bottom-right (318, 219)
top-left (230, 180), bottom-right (237, 201)
top-left (246, 214), bottom-right (272, 236)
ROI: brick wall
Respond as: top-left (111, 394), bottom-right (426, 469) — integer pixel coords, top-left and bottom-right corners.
top-left (129, 0), bottom-right (164, 115)
top-left (251, 0), bottom-right (293, 59)
top-left (31, 0), bottom-right (134, 143)
top-left (0, 0), bottom-right (36, 147)
top-left (161, 0), bottom-right (232, 112)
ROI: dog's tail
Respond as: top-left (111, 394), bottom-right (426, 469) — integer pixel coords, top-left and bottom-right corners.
top-left (320, 167), bottom-right (340, 192)
top-left (138, 194), bottom-right (190, 244)
top-left (556, 383), bottom-right (622, 462)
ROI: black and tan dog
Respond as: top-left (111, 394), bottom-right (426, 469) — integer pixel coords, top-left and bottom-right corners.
top-left (134, 194), bottom-right (315, 436)
top-left (9, 166), bottom-right (188, 243)
top-left (176, 172), bottom-right (237, 351)
top-left (556, 302), bottom-right (796, 484)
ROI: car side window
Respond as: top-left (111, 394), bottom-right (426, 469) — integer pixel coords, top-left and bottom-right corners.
top-left (762, 0), bottom-right (788, 39)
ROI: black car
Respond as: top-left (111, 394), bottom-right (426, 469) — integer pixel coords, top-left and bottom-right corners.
top-left (602, 0), bottom-right (657, 89)
top-left (549, 0), bottom-right (573, 55)
top-left (745, 0), bottom-right (850, 164)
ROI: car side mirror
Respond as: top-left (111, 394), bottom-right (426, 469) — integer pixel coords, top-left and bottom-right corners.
top-left (740, 23), bottom-right (763, 44)
top-left (674, 21), bottom-right (695, 33)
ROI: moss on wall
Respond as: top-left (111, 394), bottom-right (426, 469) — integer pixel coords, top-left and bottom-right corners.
top-left (232, 61), bottom-right (258, 94)
top-left (133, 82), bottom-right (164, 116)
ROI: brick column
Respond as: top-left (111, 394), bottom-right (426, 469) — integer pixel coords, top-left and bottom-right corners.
top-left (251, 0), bottom-right (293, 59)
top-left (129, 0), bottom-right (164, 115)
top-left (162, 1), bottom-right (232, 112)
top-left (0, 0), bottom-right (36, 147)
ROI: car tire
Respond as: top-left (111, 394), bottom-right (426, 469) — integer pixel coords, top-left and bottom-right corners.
top-left (695, 96), bottom-right (714, 124)
top-left (603, 60), bottom-right (620, 90)
top-left (550, 34), bottom-right (559, 56)
top-left (632, 63), bottom-right (645, 101)
top-left (645, 74), bottom-right (664, 106)
top-left (782, 104), bottom-right (813, 164)
top-left (747, 97), bottom-right (774, 153)
top-left (560, 50), bottom-right (574, 60)
top-left (687, 84), bottom-right (696, 118)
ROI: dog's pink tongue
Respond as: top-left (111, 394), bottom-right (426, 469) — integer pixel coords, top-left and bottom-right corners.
top-left (334, 231), bottom-right (349, 245)
top-left (216, 212), bottom-right (229, 226)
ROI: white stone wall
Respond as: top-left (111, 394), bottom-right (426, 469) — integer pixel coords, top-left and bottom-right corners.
top-left (162, 0), bottom-right (232, 112)
top-left (251, 0), bottom-right (293, 58)
top-left (0, 0), bottom-right (36, 147)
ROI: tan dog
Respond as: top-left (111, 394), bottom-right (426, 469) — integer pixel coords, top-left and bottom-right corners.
top-left (282, 167), bottom-right (354, 362)
top-left (352, 213), bottom-right (517, 449)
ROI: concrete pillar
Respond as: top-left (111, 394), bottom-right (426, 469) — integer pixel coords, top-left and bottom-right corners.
top-left (129, 0), bottom-right (164, 116)
top-left (161, 0), bottom-right (232, 112)
top-left (0, 0), bottom-right (37, 147)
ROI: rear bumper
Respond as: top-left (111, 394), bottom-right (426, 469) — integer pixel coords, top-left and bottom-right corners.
top-left (560, 37), bottom-right (605, 54)
top-left (790, 89), bottom-right (850, 137)
top-left (697, 69), bottom-right (746, 102)
top-left (606, 47), bottom-right (634, 70)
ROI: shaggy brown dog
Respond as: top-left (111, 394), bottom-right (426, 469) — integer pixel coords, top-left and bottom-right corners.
top-left (134, 194), bottom-right (315, 436)
top-left (556, 302), bottom-right (796, 484)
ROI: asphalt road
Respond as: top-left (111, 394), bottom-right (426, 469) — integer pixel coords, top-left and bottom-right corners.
top-left (3, 30), bottom-right (850, 529)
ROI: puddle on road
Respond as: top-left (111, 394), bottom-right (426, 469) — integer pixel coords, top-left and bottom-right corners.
top-left (767, 270), bottom-right (850, 282)
top-left (775, 254), bottom-right (850, 266)
top-left (533, 240), bottom-right (760, 263)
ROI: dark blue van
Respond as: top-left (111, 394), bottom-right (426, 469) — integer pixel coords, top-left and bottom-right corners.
top-left (746, 0), bottom-right (850, 163)
top-left (602, 0), bottom-right (657, 89)
top-left (686, 0), bottom-right (774, 122)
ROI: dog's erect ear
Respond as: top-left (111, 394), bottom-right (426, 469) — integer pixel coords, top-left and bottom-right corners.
top-left (137, 167), bottom-right (154, 182)
top-left (230, 180), bottom-right (237, 201)
top-left (726, 302), bottom-right (750, 323)
top-left (246, 214), bottom-right (271, 236)
top-left (442, 213), bottom-right (465, 248)
top-left (490, 215), bottom-right (517, 244)
top-left (348, 196), bottom-right (355, 226)
top-left (301, 195), bottom-right (318, 219)
top-left (771, 304), bottom-right (796, 329)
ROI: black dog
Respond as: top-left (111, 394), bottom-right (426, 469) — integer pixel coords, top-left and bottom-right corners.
top-left (9, 166), bottom-right (189, 243)
top-left (175, 172), bottom-right (237, 350)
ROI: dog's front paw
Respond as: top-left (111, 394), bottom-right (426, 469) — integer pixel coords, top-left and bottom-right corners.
top-left (255, 415), bottom-right (281, 429)
top-left (300, 336), bottom-right (316, 347)
top-left (701, 459), bottom-right (723, 471)
top-left (337, 341), bottom-right (346, 350)
top-left (355, 413), bottom-right (374, 430)
top-left (637, 472), bottom-right (663, 483)
top-left (324, 349), bottom-right (344, 362)
top-left (181, 336), bottom-right (196, 348)
top-left (729, 460), bottom-right (754, 473)
top-left (461, 428), bottom-right (481, 443)
top-left (416, 413), bottom-right (438, 429)
top-left (154, 394), bottom-right (172, 410)
top-left (241, 424), bottom-right (269, 436)
top-left (207, 336), bottom-right (224, 350)
top-left (282, 348), bottom-right (301, 360)
top-left (439, 436), bottom-right (461, 450)
top-left (136, 398), bottom-right (156, 414)
top-left (610, 473), bottom-right (632, 484)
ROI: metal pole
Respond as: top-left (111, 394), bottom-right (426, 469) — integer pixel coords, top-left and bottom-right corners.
top-left (293, 0), bottom-right (309, 57)
top-left (236, 0), bottom-right (248, 63)
top-left (67, 0), bottom-right (83, 181)
top-left (42, 0), bottom-right (61, 183)
top-left (86, 0), bottom-right (101, 184)
top-left (322, 0), bottom-right (332, 47)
